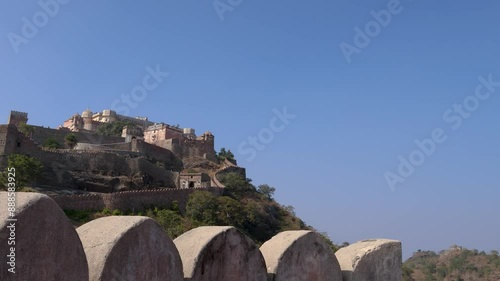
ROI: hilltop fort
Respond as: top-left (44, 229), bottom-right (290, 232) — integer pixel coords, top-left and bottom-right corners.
top-left (0, 109), bottom-right (244, 193)
top-left (0, 110), bottom-right (405, 281)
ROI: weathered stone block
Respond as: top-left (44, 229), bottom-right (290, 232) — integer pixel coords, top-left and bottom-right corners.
top-left (259, 230), bottom-right (343, 281)
top-left (77, 216), bottom-right (183, 281)
top-left (335, 239), bottom-right (402, 281)
top-left (0, 192), bottom-right (89, 281)
top-left (174, 226), bottom-right (267, 281)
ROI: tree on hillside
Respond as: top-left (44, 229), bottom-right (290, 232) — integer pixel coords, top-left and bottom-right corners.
top-left (257, 184), bottom-right (276, 200)
top-left (0, 154), bottom-right (43, 189)
top-left (217, 147), bottom-right (235, 161)
top-left (96, 121), bottom-right (136, 137)
top-left (402, 264), bottom-right (415, 281)
top-left (283, 205), bottom-right (296, 216)
top-left (185, 191), bottom-right (248, 231)
top-left (317, 232), bottom-right (340, 252)
top-left (65, 133), bottom-right (78, 149)
top-left (43, 137), bottom-right (62, 149)
top-left (186, 191), bottom-right (218, 225)
top-left (155, 209), bottom-right (184, 238)
top-left (183, 174), bottom-right (310, 244)
top-left (220, 172), bottom-right (255, 198)
top-left (216, 196), bottom-right (246, 228)
top-left (341, 242), bottom-right (350, 248)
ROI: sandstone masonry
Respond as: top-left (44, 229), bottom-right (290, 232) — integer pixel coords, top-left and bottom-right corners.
top-left (0, 192), bottom-right (403, 281)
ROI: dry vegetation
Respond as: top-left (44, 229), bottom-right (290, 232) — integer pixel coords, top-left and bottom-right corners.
top-left (404, 247), bottom-right (500, 281)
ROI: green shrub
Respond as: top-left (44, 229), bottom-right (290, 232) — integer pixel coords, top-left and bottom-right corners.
top-left (155, 209), bottom-right (184, 238)
top-left (43, 137), bottom-right (62, 149)
top-left (17, 122), bottom-right (34, 136)
top-left (96, 121), bottom-right (138, 137)
top-left (0, 154), bottom-right (43, 189)
top-left (64, 133), bottom-right (78, 149)
top-left (64, 210), bottom-right (92, 223)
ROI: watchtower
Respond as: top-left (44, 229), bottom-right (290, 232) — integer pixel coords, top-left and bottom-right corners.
top-left (8, 111), bottom-right (28, 126)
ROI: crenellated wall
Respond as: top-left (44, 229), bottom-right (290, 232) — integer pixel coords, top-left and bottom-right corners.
top-left (0, 192), bottom-right (403, 281)
top-left (29, 125), bottom-right (125, 148)
top-left (216, 158), bottom-right (247, 182)
top-left (51, 187), bottom-right (223, 213)
top-left (7, 111), bottom-right (28, 126)
top-left (149, 137), bottom-right (217, 162)
top-left (74, 142), bottom-right (132, 151)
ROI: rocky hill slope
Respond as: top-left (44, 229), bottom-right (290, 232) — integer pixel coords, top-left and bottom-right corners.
top-left (403, 246), bottom-right (500, 281)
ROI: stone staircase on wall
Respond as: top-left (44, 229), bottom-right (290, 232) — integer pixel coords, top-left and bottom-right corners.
top-left (211, 158), bottom-right (246, 188)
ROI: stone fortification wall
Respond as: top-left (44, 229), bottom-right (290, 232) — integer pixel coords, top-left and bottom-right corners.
top-left (180, 138), bottom-right (217, 162)
top-left (29, 125), bottom-right (125, 148)
top-left (0, 125), bottom-right (17, 161)
top-left (131, 139), bottom-right (183, 170)
top-left (0, 192), bottom-right (403, 281)
top-left (74, 142), bottom-right (132, 151)
top-left (216, 158), bottom-right (247, 182)
top-left (51, 187), bottom-right (223, 212)
top-left (0, 125), bottom-right (182, 191)
top-left (149, 137), bottom-right (217, 162)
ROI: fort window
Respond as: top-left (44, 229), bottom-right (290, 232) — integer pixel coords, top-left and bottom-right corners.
top-left (189, 182), bottom-right (195, 188)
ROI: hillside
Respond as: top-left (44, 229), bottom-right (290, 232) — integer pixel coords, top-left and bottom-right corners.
top-left (63, 172), bottom-right (340, 250)
top-left (403, 246), bottom-right (500, 281)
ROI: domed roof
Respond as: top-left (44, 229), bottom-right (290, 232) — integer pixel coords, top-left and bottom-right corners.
top-left (82, 109), bottom-right (92, 118)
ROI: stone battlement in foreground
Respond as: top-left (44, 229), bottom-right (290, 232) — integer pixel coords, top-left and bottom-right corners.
top-left (0, 192), bottom-right (402, 281)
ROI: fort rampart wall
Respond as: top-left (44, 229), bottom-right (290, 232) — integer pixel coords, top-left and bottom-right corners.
top-left (29, 125), bottom-right (125, 147)
top-left (0, 192), bottom-right (403, 281)
top-left (0, 125), bottom-right (181, 190)
top-left (51, 187), bottom-right (223, 212)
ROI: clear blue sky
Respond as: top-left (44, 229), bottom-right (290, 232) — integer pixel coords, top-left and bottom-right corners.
top-left (1, 0), bottom-right (499, 259)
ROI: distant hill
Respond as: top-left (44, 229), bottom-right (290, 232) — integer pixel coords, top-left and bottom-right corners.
top-left (403, 246), bottom-right (500, 281)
